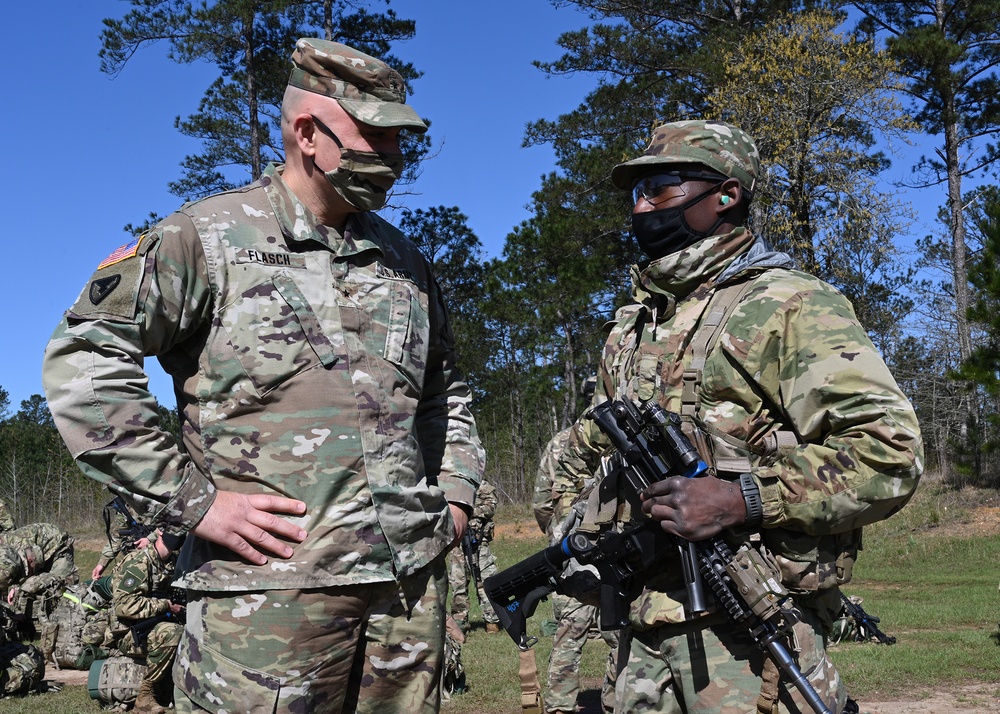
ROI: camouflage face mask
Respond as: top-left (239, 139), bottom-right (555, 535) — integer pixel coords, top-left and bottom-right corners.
top-left (310, 114), bottom-right (404, 211)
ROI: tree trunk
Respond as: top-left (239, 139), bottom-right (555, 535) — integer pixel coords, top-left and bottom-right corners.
top-left (244, 17), bottom-right (262, 180)
top-left (943, 96), bottom-right (980, 477)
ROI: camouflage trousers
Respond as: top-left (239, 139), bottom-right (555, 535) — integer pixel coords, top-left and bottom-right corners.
top-left (0, 642), bottom-right (44, 697)
top-left (447, 544), bottom-right (499, 626)
top-left (546, 592), bottom-right (619, 714)
top-left (173, 558), bottom-right (447, 714)
top-left (616, 605), bottom-right (845, 714)
top-left (120, 620), bottom-right (183, 686)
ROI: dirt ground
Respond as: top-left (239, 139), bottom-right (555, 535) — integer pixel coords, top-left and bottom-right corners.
top-left (44, 666), bottom-right (89, 688)
top-left (859, 683), bottom-right (1000, 713)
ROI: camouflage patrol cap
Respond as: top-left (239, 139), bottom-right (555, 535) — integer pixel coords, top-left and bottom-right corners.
top-left (611, 120), bottom-right (759, 194)
top-left (288, 38), bottom-right (428, 133)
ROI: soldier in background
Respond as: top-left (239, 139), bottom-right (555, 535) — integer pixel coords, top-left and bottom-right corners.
top-left (0, 645), bottom-right (44, 698)
top-left (449, 478), bottom-right (501, 634)
top-left (0, 523), bottom-right (78, 637)
top-left (533, 379), bottom-right (619, 714)
top-left (107, 532), bottom-right (184, 714)
top-left (93, 492), bottom-right (154, 580)
top-left (0, 499), bottom-right (15, 532)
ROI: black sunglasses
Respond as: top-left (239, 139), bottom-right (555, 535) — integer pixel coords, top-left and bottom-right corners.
top-left (632, 171), bottom-right (727, 204)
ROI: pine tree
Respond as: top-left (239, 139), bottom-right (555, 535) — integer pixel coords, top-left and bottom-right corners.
top-left (100, 0), bottom-right (427, 200)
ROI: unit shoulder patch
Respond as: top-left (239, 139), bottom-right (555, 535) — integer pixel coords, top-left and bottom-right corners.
top-left (68, 233), bottom-right (161, 322)
top-left (89, 275), bottom-right (122, 305)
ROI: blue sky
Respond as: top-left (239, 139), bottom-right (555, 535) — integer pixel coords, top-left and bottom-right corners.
top-left (1, 2), bottom-right (956, 413)
top-left (1, 0), bottom-right (596, 409)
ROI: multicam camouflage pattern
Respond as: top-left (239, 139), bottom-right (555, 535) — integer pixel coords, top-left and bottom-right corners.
top-left (547, 591), bottom-right (618, 714)
top-left (611, 120), bottom-right (760, 193)
top-left (449, 479), bottom-right (499, 627)
top-left (95, 507), bottom-right (130, 575)
top-left (174, 559), bottom-right (447, 713)
top-left (90, 655), bottom-right (147, 707)
top-left (532, 427), bottom-right (577, 534)
top-left (535, 431), bottom-right (618, 714)
top-left (288, 38), bottom-right (427, 132)
top-left (617, 604), bottom-right (843, 714)
top-left (559, 225), bottom-right (922, 710)
top-left (0, 642), bottom-right (44, 697)
top-left (42, 162), bottom-right (484, 593)
top-left (38, 583), bottom-right (111, 668)
top-left (0, 500), bottom-right (14, 532)
top-left (441, 614), bottom-right (466, 701)
top-left (108, 543), bottom-right (181, 682)
top-left (0, 523), bottom-right (78, 597)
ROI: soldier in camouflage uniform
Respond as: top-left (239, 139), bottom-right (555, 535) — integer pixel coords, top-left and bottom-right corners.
top-left (42, 38), bottom-right (484, 714)
top-left (557, 120), bottom-right (922, 714)
top-left (0, 602), bottom-right (44, 698)
top-left (0, 642), bottom-right (44, 698)
top-left (448, 478), bottom-right (501, 633)
top-left (93, 491), bottom-right (149, 580)
top-left (0, 523), bottom-right (79, 634)
top-left (534, 406), bottom-right (619, 714)
top-left (108, 533), bottom-right (184, 714)
top-left (0, 500), bottom-right (14, 532)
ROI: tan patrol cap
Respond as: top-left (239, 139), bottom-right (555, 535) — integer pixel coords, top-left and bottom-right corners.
top-left (288, 38), bottom-right (428, 133)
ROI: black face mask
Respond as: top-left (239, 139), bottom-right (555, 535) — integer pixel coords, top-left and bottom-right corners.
top-left (632, 184), bottom-right (725, 259)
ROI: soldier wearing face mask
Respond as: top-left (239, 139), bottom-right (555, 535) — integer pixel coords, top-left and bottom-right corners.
top-left (42, 38), bottom-right (484, 714)
top-left (556, 121), bottom-right (921, 714)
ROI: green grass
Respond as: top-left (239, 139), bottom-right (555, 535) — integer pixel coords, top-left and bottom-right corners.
top-left (6, 483), bottom-right (1000, 713)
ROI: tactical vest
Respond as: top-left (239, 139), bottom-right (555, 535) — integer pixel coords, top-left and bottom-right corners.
top-left (597, 271), bottom-right (860, 598)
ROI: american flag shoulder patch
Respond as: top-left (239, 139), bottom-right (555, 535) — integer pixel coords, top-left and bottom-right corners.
top-left (98, 235), bottom-right (144, 270)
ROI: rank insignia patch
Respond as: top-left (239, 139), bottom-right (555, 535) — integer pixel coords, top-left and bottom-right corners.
top-left (98, 235), bottom-right (143, 270)
top-left (89, 275), bottom-right (122, 305)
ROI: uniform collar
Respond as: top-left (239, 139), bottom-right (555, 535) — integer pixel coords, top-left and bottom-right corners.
top-left (261, 163), bottom-right (386, 259)
top-left (631, 227), bottom-right (756, 313)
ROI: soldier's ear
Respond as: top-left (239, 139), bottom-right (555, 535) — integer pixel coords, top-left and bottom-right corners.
top-left (717, 179), bottom-right (741, 211)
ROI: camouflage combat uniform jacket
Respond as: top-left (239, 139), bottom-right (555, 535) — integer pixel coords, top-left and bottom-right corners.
top-left (0, 523), bottom-right (78, 596)
top-left (43, 164), bottom-right (485, 591)
top-left (107, 544), bottom-right (176, 655)
top-left (532, 427), bottom-right (574, 536)
top-left (470, 479), bottom-right (497, 542)
top-left (559, 228), bottom-right (923, 629)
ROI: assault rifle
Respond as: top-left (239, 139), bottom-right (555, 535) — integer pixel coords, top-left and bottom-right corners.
top-left (460, 525), bottom-right (483, 585)
top-left (103, 495), bottom-right (154, 552)
top-left (129, 588), bottom-right (187, 647)
top-left (840, 593), bottom-right (896, 645)
top-left (485, 398), bottom-right (833, 714)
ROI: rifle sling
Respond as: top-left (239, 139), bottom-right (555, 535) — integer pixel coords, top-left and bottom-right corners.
top-left (517, 648), bottom-right (543, 714)
top-left (756, 656), bottom-right (781, 714)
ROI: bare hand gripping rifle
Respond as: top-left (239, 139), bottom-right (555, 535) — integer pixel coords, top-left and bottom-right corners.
top-left (484, 398), bottom-right (833, 714)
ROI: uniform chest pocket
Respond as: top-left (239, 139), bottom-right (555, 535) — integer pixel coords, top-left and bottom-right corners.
top-left (382, 279), bottom-right (431, 393)
top-left (221, 273), bottom-right (339, 397)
